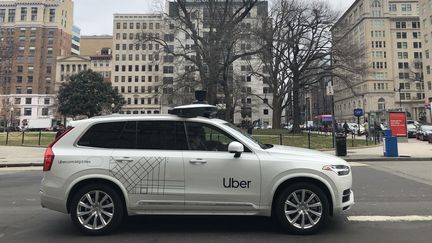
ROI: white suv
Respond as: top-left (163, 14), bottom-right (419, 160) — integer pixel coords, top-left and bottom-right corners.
top-left (40, 105), bottom-right (354, 235)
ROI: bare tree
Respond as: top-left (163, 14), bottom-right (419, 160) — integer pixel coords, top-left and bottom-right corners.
top-left (254, 0), bottom-right (366, 131)
top-left (140, 0), bottom-right (263, 122)
top-left (0, 27), bottom-right (16, 130)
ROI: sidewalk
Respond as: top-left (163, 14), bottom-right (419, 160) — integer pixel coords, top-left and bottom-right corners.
top-left (324, 139), bottom-right (432, 161)
top-left (0, 146), bottom-right (45, 167)
top-left (0, 139), bottom-right (431, 168)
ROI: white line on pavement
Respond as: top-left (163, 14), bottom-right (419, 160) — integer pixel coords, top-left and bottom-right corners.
top-left (349, 162), bottom-right (369, 167)
top-left (348, 215), bottom-right (432, 222)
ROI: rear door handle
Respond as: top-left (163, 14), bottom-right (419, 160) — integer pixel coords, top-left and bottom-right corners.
top-left (189, 159), bottom-right (207, 165)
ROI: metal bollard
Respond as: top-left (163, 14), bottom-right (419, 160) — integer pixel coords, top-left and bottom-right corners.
top-left (38, 130), bottom-right (42, 146)
top-left (21, 131), bottom-right (25, 145)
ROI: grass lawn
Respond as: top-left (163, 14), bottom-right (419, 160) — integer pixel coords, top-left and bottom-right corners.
top-left (0, 132), bottom-right (56, 147)
top-left (252, 129), bottom-right (372, 150)
top-left (0, 130), bottom-right (374, 150)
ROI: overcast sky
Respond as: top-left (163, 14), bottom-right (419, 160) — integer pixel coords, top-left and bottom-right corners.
top-left (74, 0), bottom-right (356, 36)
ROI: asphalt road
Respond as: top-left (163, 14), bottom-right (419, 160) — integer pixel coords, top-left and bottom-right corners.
top-left (1, 162), bottom-right (432, 243)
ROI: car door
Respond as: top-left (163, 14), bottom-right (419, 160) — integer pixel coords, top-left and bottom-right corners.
top-left (110, 120), bottom-right (186, 212)
top-left (182, 121), bottom-right (261, 212)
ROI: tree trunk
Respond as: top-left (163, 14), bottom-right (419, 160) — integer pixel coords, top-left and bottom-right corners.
top-left (272, 96), bottom-right (282, 129)
top-left (224, 87), bottom-right (234, 123)
top-left (292, 78), bottom-right (302, 133)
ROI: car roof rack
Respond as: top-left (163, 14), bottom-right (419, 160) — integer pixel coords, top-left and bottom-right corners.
top-left (168, 104), bottom-right (218, 118)
top-left (168, 90), bottom-right (218, 118)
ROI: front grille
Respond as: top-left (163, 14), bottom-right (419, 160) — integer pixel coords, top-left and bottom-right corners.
top-left (342, 189), bottom-right (351, 203)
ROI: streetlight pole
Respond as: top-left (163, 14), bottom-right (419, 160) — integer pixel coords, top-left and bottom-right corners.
top-left (111, 103), bottom-right (115, 114)
top-left (9, 107), bottom-right (14, 128)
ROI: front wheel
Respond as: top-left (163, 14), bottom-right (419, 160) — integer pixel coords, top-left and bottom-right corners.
top-left (274, 183), bottom-right (330, 235)
top-left (70, 184), bottom-right (125, 235)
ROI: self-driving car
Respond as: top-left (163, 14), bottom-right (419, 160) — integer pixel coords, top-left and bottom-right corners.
top-left (40, 104), bottom-right (354, 235)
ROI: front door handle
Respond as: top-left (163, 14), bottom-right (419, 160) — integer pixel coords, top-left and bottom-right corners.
top-left (189, 159), bottom-right (207, 165)
top-left (114, 157), bottom-right (134, 163)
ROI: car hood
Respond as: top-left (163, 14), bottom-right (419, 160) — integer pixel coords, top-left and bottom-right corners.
top-left (266, 145), bottom-right (349, 165)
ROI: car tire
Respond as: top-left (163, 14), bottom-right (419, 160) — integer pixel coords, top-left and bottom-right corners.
top-left (70, 184), bottom-right (125, 235)
top-left (274, 182), bottom-right (330, 235)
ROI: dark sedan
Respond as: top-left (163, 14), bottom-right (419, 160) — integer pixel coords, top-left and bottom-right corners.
top-left (407, 124), bottom-right (417, 138)
top-left (416, 125), bottom-right (432, 141)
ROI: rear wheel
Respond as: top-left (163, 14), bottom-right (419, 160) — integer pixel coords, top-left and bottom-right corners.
top-left (70, 184), bottom-right (124, 235)
top-left (274, 183), bottom-right (330, 235)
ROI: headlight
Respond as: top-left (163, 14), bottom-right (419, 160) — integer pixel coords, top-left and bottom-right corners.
top-left (323, 165), bottom-right (350, 176)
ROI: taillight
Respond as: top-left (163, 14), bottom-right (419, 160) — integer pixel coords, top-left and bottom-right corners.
top-left (43, 127), bottom-right (74, 172)
top-left (43, 147), bottom-right (55, 171)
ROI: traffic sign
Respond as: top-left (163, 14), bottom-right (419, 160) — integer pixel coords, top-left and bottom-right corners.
top-left (354, 108), bottom-right (363, 117)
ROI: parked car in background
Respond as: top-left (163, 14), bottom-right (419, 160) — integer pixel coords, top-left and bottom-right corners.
top-left (407, 124), bottom-right (418, 138)
top-left (407, 120), bottom-right (421, 127)
top-left (347, 123), bottom-right (366, 135)
top-left (416, 125), bottom-right (432, 141)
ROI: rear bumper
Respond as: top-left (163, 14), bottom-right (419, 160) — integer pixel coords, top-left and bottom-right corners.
top-left (40, 188), bottom-right (68, 214)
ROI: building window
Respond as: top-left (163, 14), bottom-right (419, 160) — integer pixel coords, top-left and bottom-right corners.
top-left (49, 9), bottom-right (55, 22)
top-left (20, 7), bottom-right (27, 21)
top-left (31, 7), bottom-right (38, 21)
top-left (396, 22), bottom-right (406, 29)
top-left (24, 108), bottom-right (32, 116)
top-left (42, 108), bottom-right (49, 116)
top-left (264, 109), bottom-right (269, 115)
top-left (26, 87), bottom-right (32, 94)
top-left (378, 98), bottom-right (386, 110)
top-left (25, 98), bottom-right (32, 104)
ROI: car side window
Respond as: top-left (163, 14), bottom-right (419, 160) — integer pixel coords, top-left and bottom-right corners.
top-left (77, 122), bottom-right (126, 148)
top-left (185, 122), bottom-right (249, 152)
top-left (136, 121), bottom-right (188, 150)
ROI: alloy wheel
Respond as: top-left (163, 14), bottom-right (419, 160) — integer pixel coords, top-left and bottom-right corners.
top-left (284, 189), bottom-right (323, 229)
top-left (76, 190), bottom-right (115, 230)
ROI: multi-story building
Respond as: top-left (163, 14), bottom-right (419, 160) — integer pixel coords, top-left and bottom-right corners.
top-left (0, 0), bottom-right (74, 128)
top-left (165, 0), bottom-right (273, 125)
top-left (111, 14), bottom-right (165, 115)
top-left (71, 25), bottom-right (80, 55)
top-left (80, 35), bottom-right (112, 56)
top-left (333, 0), bottom-right (427, 124)
top-left (55, 55), bottom-right (89, 93)
top-left (419, 0), bottom-right (432, 123)
top-left (305, 77), bottom-right (333, 123)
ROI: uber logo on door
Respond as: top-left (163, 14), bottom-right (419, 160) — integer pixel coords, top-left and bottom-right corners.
top-left (223, 178), bottom-right (251, 189)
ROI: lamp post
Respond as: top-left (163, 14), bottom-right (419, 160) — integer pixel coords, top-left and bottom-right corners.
top-left (394, 87), bottom-right (402, 109)
top-left (9, 107), bottom-right (14, 128)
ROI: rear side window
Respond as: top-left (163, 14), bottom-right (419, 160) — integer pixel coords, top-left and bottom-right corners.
top-left (77, 122), bottom-right (126, 148)
top-left (78, 121), bottom-right (187, 150)
top-left (137, 121), bottom-right (188, 150)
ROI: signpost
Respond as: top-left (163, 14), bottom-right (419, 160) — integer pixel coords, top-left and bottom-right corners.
top-left (354, 108), bottom-right (363, 135)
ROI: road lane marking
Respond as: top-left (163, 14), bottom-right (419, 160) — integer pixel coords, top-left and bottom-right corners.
top-left (348, 215), bottom-right (432, 222)
top-left (349, 162), bottom-right (369, 167)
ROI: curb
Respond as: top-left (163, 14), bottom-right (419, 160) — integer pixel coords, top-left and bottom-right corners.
top-left (344, 157), bottom-right (432, 162)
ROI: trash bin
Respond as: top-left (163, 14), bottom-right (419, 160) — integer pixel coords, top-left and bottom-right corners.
top-left (383, 129), bottom-right (392, 137)
top-left (335, 133), bottom-right (347, 157)
top-left (383, 136), bottom-right (398, 157)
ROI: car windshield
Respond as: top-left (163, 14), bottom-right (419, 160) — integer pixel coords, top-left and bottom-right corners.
top-left (222, 122), bottom-right (272, 149)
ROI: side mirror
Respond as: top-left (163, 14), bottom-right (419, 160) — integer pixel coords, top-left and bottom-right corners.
top-left (228, 141), bottom-right (244, 158)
